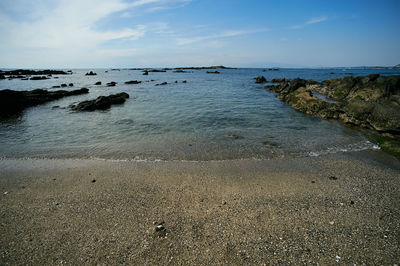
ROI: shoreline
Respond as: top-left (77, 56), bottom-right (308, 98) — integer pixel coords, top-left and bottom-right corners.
top-left (1, 151), bottom-right (399, 264)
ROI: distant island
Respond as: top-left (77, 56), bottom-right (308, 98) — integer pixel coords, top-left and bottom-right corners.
top-left (368, 64), bottom-right (400, 69)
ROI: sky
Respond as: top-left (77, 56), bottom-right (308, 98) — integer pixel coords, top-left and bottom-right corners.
top-left (0, 0), bottom-right (399, 68)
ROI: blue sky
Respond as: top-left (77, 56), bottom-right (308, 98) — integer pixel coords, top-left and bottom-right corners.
top-left (0, 0), bottom-right (399, 68)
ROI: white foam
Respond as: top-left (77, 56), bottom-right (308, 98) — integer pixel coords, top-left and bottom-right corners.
top-left (307, 141), bottom-right (380, 157)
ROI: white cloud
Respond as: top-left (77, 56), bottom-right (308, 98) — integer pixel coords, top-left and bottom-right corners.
top-left (290, 16), bottom-right (328, 29)
top-left (0, 0), bottom-right (189, 67)
top-left (176, 29), bottom-right (269, 45)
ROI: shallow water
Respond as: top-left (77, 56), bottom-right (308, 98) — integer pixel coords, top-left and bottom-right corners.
top-left (0, 68), bottom-right (398, 160)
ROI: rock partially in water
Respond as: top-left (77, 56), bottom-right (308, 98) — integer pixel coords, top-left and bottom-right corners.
top-left (0, 69), bottom-right (69, 76)
top-left (255, 76), bottom-right (267, 83)
top-left (94, 81), bottom-right (102, 85)
top-left (143, 71), bottom-right (149, 75)
top-left (267, 75), bottom-right (400, 155)
top-left (146, 69), bottom-right (166, 73)
top-left (0, 88), bottom-right (89, 117)
top-left (155, 82), bottom-right (168, 86)
top-left (107, 81), bottom-right (117, 87)
top-left (70, 92), bottom-right (129, 111)
top-left (206, 71), bottom-right (220, 74)
top-left (85, 71), bottom-right (97, 76)
top-left (125, 80), bottom-right (141, 84)
top-left (30, 76), bottom-right (49, 80)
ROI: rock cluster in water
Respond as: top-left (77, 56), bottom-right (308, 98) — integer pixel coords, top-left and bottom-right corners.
top-left (266, 75), bottom-right (400, 135)
top-left (0, 88), bottom-right (89, 117)
top-left (70, 93), bottom-right (129, 111)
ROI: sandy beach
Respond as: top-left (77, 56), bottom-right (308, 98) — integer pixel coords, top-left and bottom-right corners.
top-left (0, 151), bottom-right (399, 264)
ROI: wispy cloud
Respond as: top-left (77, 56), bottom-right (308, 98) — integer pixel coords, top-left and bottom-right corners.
top-left (290, 16), bottom-right (328, 29)
top-left (176, 29), bottom-right (269, 45)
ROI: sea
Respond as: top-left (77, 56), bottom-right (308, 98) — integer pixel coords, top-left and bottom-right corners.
top-left (1, 67), bottom-right (399, 161)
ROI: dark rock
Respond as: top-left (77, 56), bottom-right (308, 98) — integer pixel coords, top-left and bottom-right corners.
top-left (155, 82), bottom-right (167, 86)
top-left (206, 71), bottom-right (220, 74)
top-left (70, 92), bottom-right (129, 112)
top-left (143, 71), bottom-right (149, 75)
top-left (95, 81), bottom-right (102, 85)
top-left (0, 74), bottom-right (6, 79)
top-left (182, 80), bottom-right (187, 83)
top-left (0, 69), bottom-right (69, 76)
top-left (328, 176), bottom-right (337, 180)
top-left (30, 76), bottom-right (49, 80)
top-left (146, 69), bottom-right (166, 73)
top-left (0, 88), bottom-right (89, 117)
top-left (107, 81), bottom-right (117, 87)
top-left (255, 76), bottom-right (267, 83)
top-left (154, 222), bottom-right (167, 238)
top-left (174, 70), bottom-right (189, 73)
top-left (125, 80), bottom-right (141, 84)
top-left (85, 71), bottom-right (97, 76)
top-left (69, 83), bottom-right (74, 87)
top-left (61, 84), bottom-right (67, 87)
top-left (92, 179), bottom-right (96, 183)
top-left (268, 75), bottom-right (400, 139)
top-left (271, 78), bottom-right (286, 83)
top-left (52, 86), bottom-right (61, 89)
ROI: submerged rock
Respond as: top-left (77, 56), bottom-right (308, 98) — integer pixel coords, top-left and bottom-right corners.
top-left (0, 88), bottom-right (89, 117)
top-left (206, 71), bottom-right (220, 74)
top-left (70, 92), bottom-right (129, 111)
top-left (155, 82), bottom-right (168, 86)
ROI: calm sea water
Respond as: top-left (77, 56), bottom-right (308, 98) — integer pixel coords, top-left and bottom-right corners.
top-left (1, 68), bottom-right (399, 161)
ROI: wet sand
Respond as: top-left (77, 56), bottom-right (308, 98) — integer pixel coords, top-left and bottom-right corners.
top-left (0, 152), bottom-right (399, 264)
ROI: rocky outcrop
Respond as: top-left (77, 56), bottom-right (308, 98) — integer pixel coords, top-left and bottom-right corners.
top-left (70, 93), bottom-right (129, 111)
top-left (95, 81), bottom-right (102, 85)
top-left (0, 88), bottom-right (89, 117)
top-left (255, 76), bottom-right (267, 83)
top-left (206, 71), bottom-right (220, 74)
top-left (0, 69), bottom-right (69, 76)
top-left (85, 71), bottom-right (97, 76)
top-left (267, 75), bottom-right (400, 135)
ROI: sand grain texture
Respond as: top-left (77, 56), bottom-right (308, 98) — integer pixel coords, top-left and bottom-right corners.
top-left (0, 153), bottom-right (399, 264)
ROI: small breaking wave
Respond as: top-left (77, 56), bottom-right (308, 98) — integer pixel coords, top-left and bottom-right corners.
top-left (308, 141), bottom-right (380, 157)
